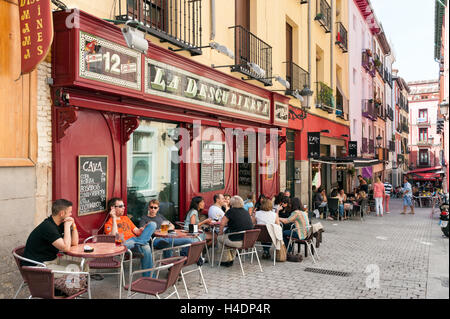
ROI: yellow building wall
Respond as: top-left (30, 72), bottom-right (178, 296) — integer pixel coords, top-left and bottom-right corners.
top-left (57, 0), bottom-right (349, 122)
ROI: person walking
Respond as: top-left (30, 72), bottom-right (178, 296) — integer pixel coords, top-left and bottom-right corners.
top-left (401, 176), bottom-right (415, 215)
top-left (383, 180), bottom-right (392, 214)
top-left (373, 177), bottom-right (385, 217)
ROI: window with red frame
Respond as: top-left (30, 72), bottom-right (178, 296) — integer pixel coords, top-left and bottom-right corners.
top-left (419, 128), bottom-right (428, 141)
top-left (418, 109), bottom-right (428, 121)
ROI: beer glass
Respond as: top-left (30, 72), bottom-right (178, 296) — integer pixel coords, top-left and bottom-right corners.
top-left (161, 221), bottom-right (170, 234)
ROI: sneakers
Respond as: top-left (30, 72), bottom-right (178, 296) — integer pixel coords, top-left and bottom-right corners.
top-left (197, 256), bottom-right (205, 266)
top-left (326, 216), bottom-right (334, 221)
top-left (385, 211), bottom-right (391, 214)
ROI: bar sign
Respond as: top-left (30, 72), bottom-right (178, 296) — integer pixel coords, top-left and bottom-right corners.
top-left (349, 141), bottom-right (357, 158)
top-left (308, 132), bottom-right (320, 158)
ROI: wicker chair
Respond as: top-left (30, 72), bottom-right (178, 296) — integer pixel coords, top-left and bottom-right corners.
top-left (254, 224), bottom-right (276, 266)
top-left (217, 229), bottom-right (262, 276)
top-left (21, 266), bottom-right (91, 299)
top-left (12, 245), bottom-right (46, 299)
top-left (125, 256), bottom-right (187, 299)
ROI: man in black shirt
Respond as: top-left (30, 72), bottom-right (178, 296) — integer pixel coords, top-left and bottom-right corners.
top-left (217, 195), bottom-right (254, 267)
top-left (23, 199), bottom-right (80, 271)
top-left (139, 199), bottom-right (193, 258)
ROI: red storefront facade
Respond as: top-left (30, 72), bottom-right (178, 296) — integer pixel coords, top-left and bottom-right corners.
top-left (51, 10), bottom-right (289, 240)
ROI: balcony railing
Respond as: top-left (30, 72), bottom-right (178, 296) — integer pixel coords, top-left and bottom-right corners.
top-left (285, 61), bottom-right (309, 95)
top-left (362, 137), bottom-right (368, 154)
top-left (115, 0), bottom-right (203, 55)
top-left (389, 140), bottom-right (395, 152)
top-left (230, 25), bottom-right (273, 86)
top-left (416, 118), bottom-right (430, 126)
top-left (362, 99), bottom-right (377, 121)
top-left (315, 0), bottom-right (332, 33)
top-left (377, 103), bottom-right (386, 120)
top-left (335, 22), bottom-right (348, 53)
top-left (369, 139), bottom-right (375, 155)
top-left (417, 138), bottom-right (434, 147)
top-left (315, 81), bottom-right (334, 112)
top-left (387, 106), bottom-right (394, 120)
top-left (401, 122), bottom-right (409, 133)
top-left (374, 53), bottom-right (383, 75)
top-left (335, 90), bottom-right (349, 120)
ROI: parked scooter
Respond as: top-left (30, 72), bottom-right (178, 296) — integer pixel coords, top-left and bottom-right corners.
top-left (439, 193), bottom-right (449, 237)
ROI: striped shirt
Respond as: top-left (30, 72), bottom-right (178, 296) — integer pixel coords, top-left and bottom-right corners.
top-left (384, 183), bottom-right (392, 196)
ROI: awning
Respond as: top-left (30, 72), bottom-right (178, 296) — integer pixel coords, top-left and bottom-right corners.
top-left (406, 166), bottom-right (442, 174)
top-left (409, 172), bottom-right (442, 181)
top-left (311, 156), bottom-right (381, 167)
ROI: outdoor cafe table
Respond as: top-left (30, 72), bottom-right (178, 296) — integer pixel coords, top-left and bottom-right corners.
top-left (152, 229), bottom-right (203, 261)
top-left (209, 221), bottom-right (221, 267)
top-left (65, 242), bottom-right (127, 299)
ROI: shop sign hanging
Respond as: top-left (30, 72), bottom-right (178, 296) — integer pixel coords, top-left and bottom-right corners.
top-left (19, 0), bottom-right (53, 74)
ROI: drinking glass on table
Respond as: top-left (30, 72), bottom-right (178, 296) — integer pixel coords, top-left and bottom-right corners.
top-left (161, 221), bottom-right (170, 234)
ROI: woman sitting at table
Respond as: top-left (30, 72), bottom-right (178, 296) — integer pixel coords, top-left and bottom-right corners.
top-left (338, 189), bottom-right (351, 220)
top-left (279, 198), bottom-right (310, 254)
top-left (184, 196), bottom-right (213, 245)
top-left (252, 198), bottom-right (280, 260)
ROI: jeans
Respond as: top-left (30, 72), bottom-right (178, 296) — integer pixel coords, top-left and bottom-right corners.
top-left (283, 230), bottom-right (299, 252)
top-left (123, 222), bottom-right (157, 277)
top-left (375, 197), bottom-right (383, 216)
top-left (153, 237), bottom-right (194, 258)
top-left (339, 204), bottom-right (344, 217)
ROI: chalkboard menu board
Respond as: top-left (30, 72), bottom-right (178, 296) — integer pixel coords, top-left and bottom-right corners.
top-left (348, 141), bottom-right (358, 158)
top-left (308, 132), bottom-right (321, 158)
top-left (78, 156), bottom-right (108, 216)
top-left (238, 162), bottom-right (252, 186)
top-left (200, 141), bottom-right (225, 192)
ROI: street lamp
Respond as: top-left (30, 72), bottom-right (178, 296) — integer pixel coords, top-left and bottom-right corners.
top-left (440, 100), bottom-right (449, 119)
top-left (376, 134), bottom-right (383, 148)
top-left (299, 84), bottom-right (314, 109)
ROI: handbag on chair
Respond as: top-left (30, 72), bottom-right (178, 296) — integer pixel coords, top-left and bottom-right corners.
top-left (275, 243), bottom-right (287, 262)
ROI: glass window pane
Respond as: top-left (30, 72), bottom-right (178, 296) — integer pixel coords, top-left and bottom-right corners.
top-left (127, 120), bottom-right (179, 226)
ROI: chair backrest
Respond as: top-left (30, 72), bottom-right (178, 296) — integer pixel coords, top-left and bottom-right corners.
top-left (164, 257), bottom-right (187, 290)
top-left (254, 224), bottom-right (272, 243)
top-left (21, 266), bottom-right (55, 299)
top-left (241, 229), bottom-right (261, 250)
top-left (328, 198), bottom-right (339, 210)
top-left (12, 246), bottom-right (27, 281)
top-left (184, 241), bottom-right (206, 267)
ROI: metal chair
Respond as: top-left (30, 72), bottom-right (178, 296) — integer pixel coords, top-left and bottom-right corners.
top-left (83, 235), bottom-right (131, 289)
top-left (171, 241), bottom-right (208, 299)
top-left (22, 266), bottom-right (91, 299)
top-left (125, 256), bottom-right (187, 299)
top-left (254, 224), bottom-right (276, 266)
top-left (217, 229), bottom-right (262, 276)
top-left (12, 245), bottom-right (46, 299)
top-left (286, 224), bottom-right (319, 263)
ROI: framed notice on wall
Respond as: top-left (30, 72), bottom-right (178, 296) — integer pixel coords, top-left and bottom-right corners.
top-left (78, 155), bottom-right (108, 216)
top-left (200, 141), bottom-right (225, 193)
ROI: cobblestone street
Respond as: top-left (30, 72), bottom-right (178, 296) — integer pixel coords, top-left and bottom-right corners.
top-left (11, 199), bottom-right (449, 300)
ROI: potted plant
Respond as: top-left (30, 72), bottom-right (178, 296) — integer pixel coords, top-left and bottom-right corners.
top-left (366, 49), bottom-right (372, 56)
top-left (315, 12), bottom-right (324, 20)
top-left (347, 167), bottom-right (356, 177)
top-left (374, 58), bottom-right (381, 67)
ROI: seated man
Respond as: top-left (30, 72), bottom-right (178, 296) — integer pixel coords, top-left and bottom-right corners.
top-left (139, 199), bottom-right (193, 258)
top-left (208, 193), bottom-right (225, 221)
top-left (104, 198), bottom-right (156, 277)
top-left (23, 199), bottom-right (81, 272)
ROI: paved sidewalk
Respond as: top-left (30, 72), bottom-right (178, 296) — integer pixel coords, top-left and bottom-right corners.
top-left (12, 199), bottom-right (449, 299)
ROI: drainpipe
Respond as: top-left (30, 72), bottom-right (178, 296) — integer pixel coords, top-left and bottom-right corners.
top-left (330, 0), bottom-right (335, 96)
top-left (210, 0), bottom-right (216, 40)
top-left (308, 0), bottom-right (312, 208)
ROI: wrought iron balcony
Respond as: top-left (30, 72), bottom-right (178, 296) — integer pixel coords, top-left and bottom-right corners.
top-left (416, 117), bottom-right (430, 127)
top-left (315, 81), bottom-right (334, 112)
top-left (315, 0), bottom-right (332, 33)
top-left (389, 140), bottom-right (395, 152)
top-left (285, 61), bottom-right (309, 96)
top-left (374, 53), bottom-right (383, 76)
top-left (115, 0), bottom-right (203, 55)
top-left (417, 138), bottom-right (434, 147)
top-left (369, 139), bottom-right (375, 155)
top-left (362, 99), bottom-right (377, 121)
top-left (335, 22), bottom-right (348, 53)
top-left (335, 89), bottom-right (349, 120)
top-left (387, 106), bottom-right (394, 121)
top-left (401, 122), bottom-right (409, 133)
top-left (362, 137), bottom-right (368, 154)
top-left (230, 25), bottom-right (273, 86)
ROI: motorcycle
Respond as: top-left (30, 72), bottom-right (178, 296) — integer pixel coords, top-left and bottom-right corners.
top-left (439, 193), bottom-right (449, 237)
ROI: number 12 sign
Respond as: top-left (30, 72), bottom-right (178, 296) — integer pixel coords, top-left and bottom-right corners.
top-left (78, 31), bottom-right (141, 91)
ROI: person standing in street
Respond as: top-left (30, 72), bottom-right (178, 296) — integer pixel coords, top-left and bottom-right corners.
top-left (358, 175), bottom-right (369, 194)
top-left (401, 176), bottom-right (415, 215)
top-left (383, 180), bottom-right (392, 214)
top-left (373, 177), bottom-right (385, 217)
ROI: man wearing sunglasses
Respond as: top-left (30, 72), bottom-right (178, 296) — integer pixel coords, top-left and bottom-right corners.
top-left (139, 200), bottom-right (193, 258)
top-left (104, 197), bottom-right (157, 277)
